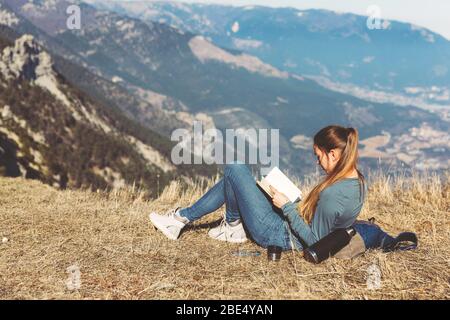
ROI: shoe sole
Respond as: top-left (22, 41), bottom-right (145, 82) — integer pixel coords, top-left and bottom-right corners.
top-left (208, 232), bottom-right (248, 243)
top-left (149, 213), bottom-right (179, 240)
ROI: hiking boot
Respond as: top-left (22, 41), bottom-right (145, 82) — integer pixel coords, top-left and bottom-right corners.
top-left (149, 207), bottom-right (189, 240)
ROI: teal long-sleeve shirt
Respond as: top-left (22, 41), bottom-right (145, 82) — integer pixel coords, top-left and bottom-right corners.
top-left (281, 178), bottom-right (366, 247)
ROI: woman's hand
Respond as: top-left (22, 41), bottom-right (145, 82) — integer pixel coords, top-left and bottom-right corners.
top-left (269, 185), bottom-right (290, 209)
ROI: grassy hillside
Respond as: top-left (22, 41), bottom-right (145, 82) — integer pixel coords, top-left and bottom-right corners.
top-left (0, 172), bottom-right (448, 299)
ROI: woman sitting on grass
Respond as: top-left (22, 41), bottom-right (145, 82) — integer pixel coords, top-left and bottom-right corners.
top-left (150, 125), bottom-right (417, 254)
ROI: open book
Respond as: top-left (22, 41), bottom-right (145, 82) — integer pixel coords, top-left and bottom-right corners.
top-left (256, 167), bottom-right (302, 203)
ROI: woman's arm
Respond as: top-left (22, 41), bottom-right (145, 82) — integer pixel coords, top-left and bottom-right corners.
top-left (281, 202), bottom-right (317, 246)
top-left (281, 192), bottom-right (343, 247)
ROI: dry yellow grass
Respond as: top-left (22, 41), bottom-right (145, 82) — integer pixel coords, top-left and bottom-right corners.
top-left (0, 172), bottom-right (449, 300)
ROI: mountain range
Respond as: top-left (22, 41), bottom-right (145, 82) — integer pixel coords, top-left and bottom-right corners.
top-left (87, 0), bottom-right (450, 105)
top-left (0, 0), bottom-right (449, 191)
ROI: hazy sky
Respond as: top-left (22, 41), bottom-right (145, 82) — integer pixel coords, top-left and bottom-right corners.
top-left (139, 0), bottom-right (450, 40)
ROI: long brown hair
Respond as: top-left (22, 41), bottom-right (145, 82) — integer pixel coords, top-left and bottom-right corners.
top-left (299, 125), bottom-right (364, 224)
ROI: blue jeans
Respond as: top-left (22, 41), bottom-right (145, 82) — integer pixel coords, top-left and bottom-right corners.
top-left (179, 162), bottom-right (304, 250)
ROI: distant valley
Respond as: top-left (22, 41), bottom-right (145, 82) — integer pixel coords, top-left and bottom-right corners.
top-left (0, 0), bottom-right (448, 192)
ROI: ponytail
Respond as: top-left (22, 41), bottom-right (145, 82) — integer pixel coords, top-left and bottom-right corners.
top-left (299, 126), bottom-right (364, 224)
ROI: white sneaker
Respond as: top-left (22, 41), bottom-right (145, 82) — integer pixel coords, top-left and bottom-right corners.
top-left (208, 219), bottom-right (248, 243)
top-left (149, 207), bottom-right (189, 240)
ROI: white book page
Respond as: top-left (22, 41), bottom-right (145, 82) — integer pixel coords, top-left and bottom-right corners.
top-left (262, 167), bottom-right (302, 203)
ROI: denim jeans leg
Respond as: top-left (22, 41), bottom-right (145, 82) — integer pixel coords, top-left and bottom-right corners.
top-left (223, 163), bottom-right (288, 249)
top-left (224, 176), bottom-right (240, 223)
top-left (179, 162), bottom-right (294, 250)
top-left (179, 178), bottom-right (226, 222)
top-left (178, 176), bottom-right (244, 223)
